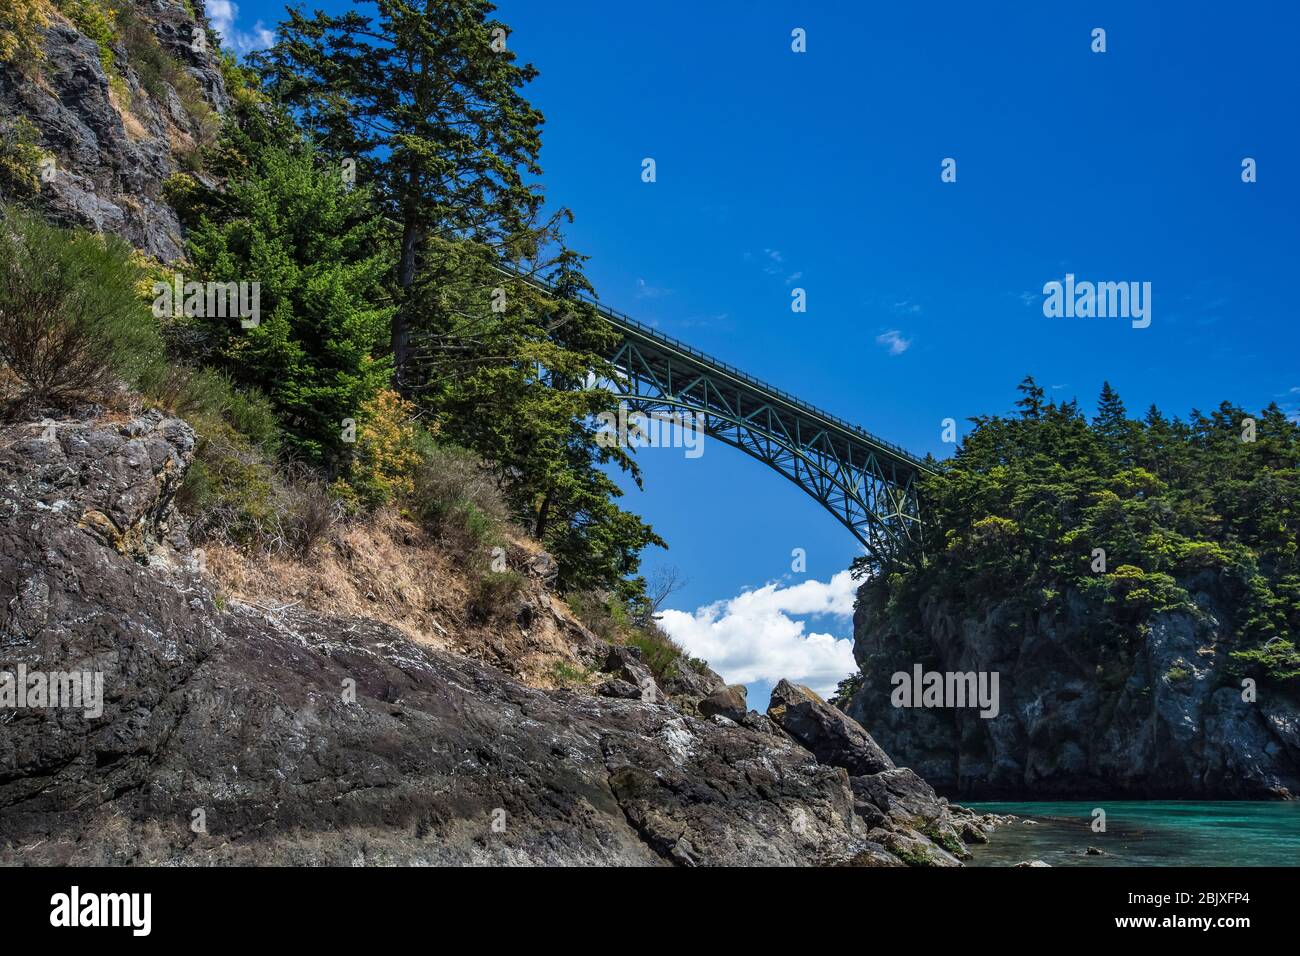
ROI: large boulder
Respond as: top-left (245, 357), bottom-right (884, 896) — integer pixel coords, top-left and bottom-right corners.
top-left (767, 679), bottom-right (895, 776)
top-left (698, 684), bottom-right (748, 722)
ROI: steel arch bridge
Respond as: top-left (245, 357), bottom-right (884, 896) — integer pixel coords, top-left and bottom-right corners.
top-left (499, 268), bottom-right (937, 564)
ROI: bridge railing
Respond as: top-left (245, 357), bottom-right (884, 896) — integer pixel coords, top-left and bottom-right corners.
top-left (492, 263), bottom-right (932, 472)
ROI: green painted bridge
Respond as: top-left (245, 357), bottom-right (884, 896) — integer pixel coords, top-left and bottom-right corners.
top-left (499, 268), bottom-right (936, 563)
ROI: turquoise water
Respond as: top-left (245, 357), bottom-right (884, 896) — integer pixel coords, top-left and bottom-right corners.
top-left (965, 801), bottom-right (1300, 867)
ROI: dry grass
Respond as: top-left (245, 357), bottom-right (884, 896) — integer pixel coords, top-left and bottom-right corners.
top-left (207, 508), bottom-right (459, 650)
top-left (204, 508), bottom-right (597, 688)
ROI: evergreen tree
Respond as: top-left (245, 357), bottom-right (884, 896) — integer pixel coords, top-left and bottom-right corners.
top-left (256, 1), bottom-right (665, 596)
top-left (872, 379), bottom-right (1300, 687)
top-left (1015, 375), bottom-right (1045, 419)
top-left (1094, 380), bottom-right (1132, 464)
top-left (256, 0), bottom-right (545, 390)
top-left (184, 138), bottom-right (395, 468)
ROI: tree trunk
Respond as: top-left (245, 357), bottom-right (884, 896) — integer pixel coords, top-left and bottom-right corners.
top-left (391, 181), bottom-right (420, 393)
top-left (534, 488), bottom-right (553, 541)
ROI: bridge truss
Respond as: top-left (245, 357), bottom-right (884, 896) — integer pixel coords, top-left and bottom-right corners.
top-left (600, 313), bottom-right (932, 564)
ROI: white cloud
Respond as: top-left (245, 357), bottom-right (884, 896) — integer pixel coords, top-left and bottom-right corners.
top-left (657, 570), bottom-right (859, 698)
top-left (207, 0), bottom-right (275, 55)
top-left (875, 329), bottom-right (911, 355)
top-left (635, 277), bottom-right (670, 299)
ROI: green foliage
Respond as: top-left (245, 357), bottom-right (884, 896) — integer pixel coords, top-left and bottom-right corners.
top-left (0, 117), bottom-right (45, 199)
top-left (3, 0), bottom-right (666, 604)
top-left (548, 659), bottom-right (590, 686)
top-left (862, 377), bottom-right (1300, 684)
top-left (407, 439), bottom-right (507, 558)
top-left (177, 417), bottom-right (283, 546)
top-left (184, 138), bottom-right (395, 467)
top-left (0, 205), bottom-right (161, 410)
top-left (256, 0), bottom-right (546, 382)
top-left (54, 0), bottom-right (117, 75)
top-left (568, 591), bottom-right (688, 683)
top-left (215, 48), bottom-right (264, 113)
top-left (829, 672), bottom-right (865, 710)
top-left (408, 239), bottom-right (663, 599)
top-left (623, 629), bottom-right (686, 682)
top-left (0, 0), bottom-right (49, 70)
top-left (1231, 639), bottom-right (1300, 683)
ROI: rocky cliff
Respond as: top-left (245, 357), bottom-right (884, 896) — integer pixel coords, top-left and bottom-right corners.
top-left (0, 406), bottom-right (1004, 865)
top-left (846, 580), bottom-right (1300, 800)
top-left (0, 0), bottom-right (228, 260)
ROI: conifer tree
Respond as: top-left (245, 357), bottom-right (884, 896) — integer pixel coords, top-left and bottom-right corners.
top-left (1015, 375), bottom-right (1045, 419)
top-left (184, 139), bottom-right (395, 468)
top-left (256, 0), bottom-right (545, 390)
top-left (1094, 380), bottom-right (1132, 464)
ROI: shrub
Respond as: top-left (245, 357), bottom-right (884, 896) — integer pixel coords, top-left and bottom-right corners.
top-left (136, 363), bottom-right (280, 451)
top-left (176, 418), bottom-right (282, 547)
top-left (0, 206), bottom-right (161, 412)
top-left (624, 625), bottom-right (688, 682)
top-left (280, 474), bottom-right (341, 559)
top-left (467, 569), bottom-right (525, 623)
top-left (548, 659), bottom-right (590, 686)
top-left (332, 389), bottom-right (420, 509)
top-left (0, 0), bottom-right (48, 70)
top-left (1231, 639), bottom-right (1300, 683)
top-left (409, 440), bottom-right (508, 558)
top-left (567, 591), bottom-right (688, 683)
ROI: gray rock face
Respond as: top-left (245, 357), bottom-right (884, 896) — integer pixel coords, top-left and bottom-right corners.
top-left (764, 679), bottom-right (986, 865)
top-left (0, 1), bottom-right (229, 261)
top-left (0, 410), bottom-right (988, 866)
top-left (846, 581), bottom-right (1300, 799)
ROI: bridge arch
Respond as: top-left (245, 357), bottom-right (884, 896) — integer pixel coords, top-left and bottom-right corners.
top-left (496, 265), bottom-right (935, 564)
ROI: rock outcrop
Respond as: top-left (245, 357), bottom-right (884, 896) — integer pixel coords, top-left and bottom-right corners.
top-left (846, 581), bottom-right (1300, 799)
top-left (0, 1), bottom-right (229, 261)
top-left (0, 409), bottom-right (1000, 865)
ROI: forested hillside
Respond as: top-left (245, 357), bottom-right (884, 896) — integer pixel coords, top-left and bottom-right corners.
top-left (844, 378), bottom-right (1300, 797)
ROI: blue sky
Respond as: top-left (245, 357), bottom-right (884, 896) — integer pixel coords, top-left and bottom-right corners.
top-left (222, 1), bottom-right (1299, 704)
